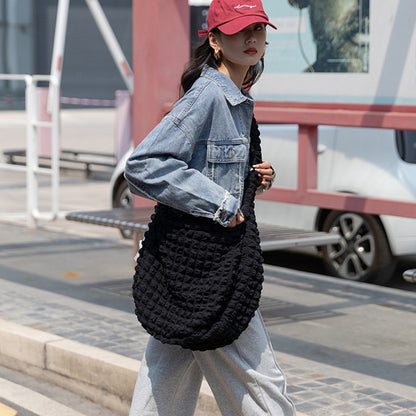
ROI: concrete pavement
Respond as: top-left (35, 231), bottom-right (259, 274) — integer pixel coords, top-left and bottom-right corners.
top-left (0, 219), bottom-right (416, 415)
top-left (1, 109), bottom-right (416, 415)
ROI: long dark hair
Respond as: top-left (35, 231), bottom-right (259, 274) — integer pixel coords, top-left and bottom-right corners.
top-left (180, 29), bottom-right (265, 96)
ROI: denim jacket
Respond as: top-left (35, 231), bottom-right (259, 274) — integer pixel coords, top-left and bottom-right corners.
top-left (124, 66), bottom-right (255, 227)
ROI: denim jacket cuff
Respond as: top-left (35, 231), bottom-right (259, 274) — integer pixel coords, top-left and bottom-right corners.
top-left (213, 191), bottom-right (239, 227)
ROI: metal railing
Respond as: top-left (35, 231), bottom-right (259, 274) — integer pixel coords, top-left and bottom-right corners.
top-left (0, 74), bottom-right (60, 228)
top-left (254, 101), bottom-right (416, 220)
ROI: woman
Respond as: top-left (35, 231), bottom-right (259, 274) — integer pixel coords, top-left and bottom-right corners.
top-left (125, 0), bottom-right (296, 414)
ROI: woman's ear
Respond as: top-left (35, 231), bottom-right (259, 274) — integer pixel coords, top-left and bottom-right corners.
top-left (208, 32), bottom-right (221, 52)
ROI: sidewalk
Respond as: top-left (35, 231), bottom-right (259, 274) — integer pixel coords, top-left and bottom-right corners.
top-left (1, 109), bottom-right (416, 415)
top-left (0, 222), bottom-right (416, 416)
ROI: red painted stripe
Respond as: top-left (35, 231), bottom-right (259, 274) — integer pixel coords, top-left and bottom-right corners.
top-left (121, 60), bottom-right (132, 77)
top-left (56, 56), bottom-right (63, 72)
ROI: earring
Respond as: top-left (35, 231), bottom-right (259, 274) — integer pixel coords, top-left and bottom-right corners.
top-left (214, 49), bottom-right (222, 61)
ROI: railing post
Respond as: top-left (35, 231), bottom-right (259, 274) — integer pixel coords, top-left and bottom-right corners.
top-left (48, 0), bottom-right (70, 113)
top-left (25, 76), bottom-right (38, 228)
top-left (298, 124), bottom-right (318, 194)
top-left (49, 76), bottom-right (60, 219)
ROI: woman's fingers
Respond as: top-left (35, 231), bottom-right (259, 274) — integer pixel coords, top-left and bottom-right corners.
top-left (253, 162), bottom-right (275, 185)
top-left (227, 210), bottom-right (245, 228)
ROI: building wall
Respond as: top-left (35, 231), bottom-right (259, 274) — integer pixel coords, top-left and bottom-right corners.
top-left (0, 0), bottom-right (132, 106)
top-left (34, 0), bottom-right (132, 102)
top-left (0, 1), bottom-right (209, 108)
top-left (0, 0), bottom-right (33, 96)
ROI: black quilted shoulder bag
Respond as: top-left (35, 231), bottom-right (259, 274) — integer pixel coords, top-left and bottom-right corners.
top-left (132, 117), bottom-right (264, 350)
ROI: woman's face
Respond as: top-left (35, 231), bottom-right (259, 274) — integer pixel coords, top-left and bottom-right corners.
top-left (211, 23), bottom-right (267, 69)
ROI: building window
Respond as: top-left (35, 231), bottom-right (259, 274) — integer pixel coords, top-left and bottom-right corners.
top-left (0, 0), bottom-right (33, 97)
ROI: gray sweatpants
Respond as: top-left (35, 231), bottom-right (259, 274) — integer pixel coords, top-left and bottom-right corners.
top-left (129, 310), bottom-right (296, 416)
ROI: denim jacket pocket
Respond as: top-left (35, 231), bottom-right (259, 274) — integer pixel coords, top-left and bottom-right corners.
top-left (207, 138), bottom-right (248, 200)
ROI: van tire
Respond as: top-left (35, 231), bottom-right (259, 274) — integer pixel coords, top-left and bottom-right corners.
top-left (321, 211), bottom-right (395, 284)
top-left (113, 178), bottom-right (133, 239)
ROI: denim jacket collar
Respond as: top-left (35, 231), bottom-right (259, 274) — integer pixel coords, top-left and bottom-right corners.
top-left (201, 65), bottom-right (254, 107)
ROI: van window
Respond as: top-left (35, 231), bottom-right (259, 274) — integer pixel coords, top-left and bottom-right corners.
top-left (396, 130), bottom-right (416, 163)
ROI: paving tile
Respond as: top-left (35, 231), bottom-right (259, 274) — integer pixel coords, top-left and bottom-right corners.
top-left (310, 396), bottom-right (341, 407)
top-left (354, 397), bottom-right (384, 407)
top-left (392, 399), bottom-right (416, 409)
top-left (319, 377), bottom-right (345, 385)
top-left (316, 385), bottom-right (342, 395)
top-left (297, 381), bottom-right (323, 389)
top-left (355, 387), bottom-right (381, 396)
top-left (334, 390), bottom-right (366, 402)
top-left (349, 411), bottom-right (380, 416)
top-left (373, 392), bottom-right (407, 402)
top-left (372, 404), bottom-right (402, 415)
top-left (286, 367), bottom-right (311, 375)
top-left (286, 385), bottom-right (305, 394)
top-left (286, 376), bottom-right (307, 385)
top-left (291, 390), bottom-right (320, 402)
top-left (301, 372), bottom-right (325, 380)
top-left (295, 401), bottom-right (322, 413)
top-left (337, 381), bottom-right (362, 391)
top-left (308, 408), bottom-right (337, 416)
top-left (331, 401), bottom-right (361, 414)
top-left (2, 282), bottom-right (416, 416)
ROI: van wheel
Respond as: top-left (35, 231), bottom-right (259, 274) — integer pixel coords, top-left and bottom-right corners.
top-left (113, 179), bottom-right (133, 239)
top-left (321, 211), bottom-right (395, 284)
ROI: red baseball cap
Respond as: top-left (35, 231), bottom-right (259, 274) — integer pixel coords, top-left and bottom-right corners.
top-left (198, 0), bottom-right (277, 37)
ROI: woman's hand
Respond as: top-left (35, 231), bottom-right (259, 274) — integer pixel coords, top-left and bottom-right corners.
top-left (253, 161), bottom-right (275, 189)
top-left (227, 209), bottom-right (245, 228)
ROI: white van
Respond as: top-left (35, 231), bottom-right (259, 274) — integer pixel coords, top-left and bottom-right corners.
top-left (110, 125), bottom-right (416, 284)
top-left (255, 125), bottom-right (416, 284)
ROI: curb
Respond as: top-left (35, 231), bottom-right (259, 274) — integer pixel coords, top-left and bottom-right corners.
top-left (0, 318), bottom-right (136, 415)
top-left (0, 319), bottom-right (221, 415)
top-left (0, 319), bottom-right (306, 416)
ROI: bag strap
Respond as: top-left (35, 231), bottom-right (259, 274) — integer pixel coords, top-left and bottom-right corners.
top-left (239, 116), bottom-right (263, 218)
top-left (249, 116), bottom-right (263, 167)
